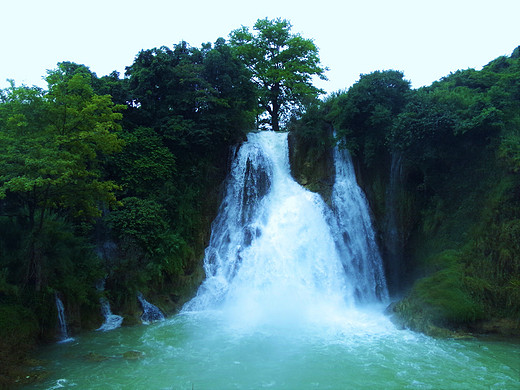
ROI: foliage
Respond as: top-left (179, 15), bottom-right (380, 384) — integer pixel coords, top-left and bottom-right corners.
top-left (0, 31), bottom-right (256, 388)
top-left (288, 100), bottom-right (335, 151)
top-left (124, 40), bottom-right (256, 149)
top-left (0, 70), bottom-right (124, 225)
top-left (294, 47), bottom-right (520, 330)
top-left (393, 52), bottom-right (520, 327)
top-left (109, 126), bottom-right (176, 197)
top-left (328, 70), bottom-right (411, 165)
top-left (0, 37), bottom-right (254, 322)
top-left (121, 38), bottom-right (257, 263)
top-left (0, 70), bottom-right (123, 295)
top-left (499, 132), bottom-right (520, 172)
top-left (286, 99), bottom-right (336, 201)
top-left (0, 303), bottom-right (39, 387)
top-left (105, 197), bottom-right (187, 302)
top-left (1, 25), bottom-right (519, 382)
top-left (107, 197), bottom-right (181, 264)
top-left (230, 18), bottom-right (327, 131)
top-left (201, 38), bottom-right (258, 141)
top-left (0, 70), bottom-right (119, 371)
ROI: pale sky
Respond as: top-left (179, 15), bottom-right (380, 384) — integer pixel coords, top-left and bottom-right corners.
top-left (1, 0), bottom-right (519, 94)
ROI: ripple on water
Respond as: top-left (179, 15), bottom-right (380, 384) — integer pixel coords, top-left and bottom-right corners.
top-left (27, 314), bottom-right (519, 390)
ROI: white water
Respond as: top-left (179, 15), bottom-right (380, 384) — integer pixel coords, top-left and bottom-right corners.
top-left (185, 131), bottom-right (389, 331)
top-left (55, 294), bottom-right (74, 343)
top-left (331, 145), bottom-right (388, 303)
top-left (137, 292), bottom-right (165, 324)
top-left (96, 297), bottom-right (123, 332)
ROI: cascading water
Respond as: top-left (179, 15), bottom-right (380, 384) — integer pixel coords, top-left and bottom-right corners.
top-left (331, 144), bottom-right (388, 303)
top-left (96, 297), bottom-right (123, 331)
top-left (385, 153), bottom-right (404, 293)
top-left (55, 294), bottom-right (74, 343)
top-left (137, 292), bottom-right (165, 324)
top-left (184, 131), bottom-right (388, 329)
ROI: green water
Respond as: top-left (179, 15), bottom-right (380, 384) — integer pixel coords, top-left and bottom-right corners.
top-left (25, 309), bottom-right (519, 390)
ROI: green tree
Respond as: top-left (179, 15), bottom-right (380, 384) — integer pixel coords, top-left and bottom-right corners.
top-left (106, 197), bottom-right (186, 302)
top-left (230, 18), bottom-right (327, 131)
top-left (0, 65), bottom-right (124, 290)
top-left (125, 40), bottom-right (255, 152)
top-left (125, 42), bottom-right (210, 128)
top-left (110, 126), bottom-right (176, 197)
top-left (330, 70), bottom-right (411, 165)
top-left (202, 37), bottom-right (257, 143)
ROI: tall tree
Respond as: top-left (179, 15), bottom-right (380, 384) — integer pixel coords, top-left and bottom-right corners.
top-left (0, 65), bottom-right (124, 290)
top-left (230, 18), bottom-right (327, 131)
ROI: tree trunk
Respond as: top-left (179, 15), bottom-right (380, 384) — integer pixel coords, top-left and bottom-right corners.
top-left (270, 83), bottom-right (280, 131)
top-left (26, 236), bottom-right (42, 292)
top-left (271, 113), bottom-right (280, 131)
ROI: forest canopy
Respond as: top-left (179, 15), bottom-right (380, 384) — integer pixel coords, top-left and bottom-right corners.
top-left (0, 34), bottom-right (261, 381)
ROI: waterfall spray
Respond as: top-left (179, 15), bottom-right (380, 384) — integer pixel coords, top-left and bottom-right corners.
top-left (137, 292), bottom-right (165, 324)
top-left (184, 131), bottom-right (388, 329)
top-left (97, 297), bottom-right (123, 331)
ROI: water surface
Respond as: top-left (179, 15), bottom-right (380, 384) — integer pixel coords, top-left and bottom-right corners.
top-left (28, 309), bottom-right (519, 389)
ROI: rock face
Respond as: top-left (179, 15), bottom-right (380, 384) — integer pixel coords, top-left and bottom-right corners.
top-left (287, 128), bottom-right (520, 338)
top-left (469, 318), bottom-right (520, 338)
top-left (287, 131), bottom-right (335, 205)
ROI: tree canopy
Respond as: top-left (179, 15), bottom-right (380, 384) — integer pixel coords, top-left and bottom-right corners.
top-left (0, 67), bottom-right (124, 291)
top-left (230, 18), bottom-right (327, 131)
top-left (330, 70), bottom-right (411, 165)
top-left (0, 37), bottom-right (258, 368)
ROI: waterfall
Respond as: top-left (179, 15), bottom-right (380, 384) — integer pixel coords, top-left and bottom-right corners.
top-left (331, 146), bottom-right (388, 302)
top-left (55, 294), bottom-right (74, 343)
top-left (137, 292), bottom-right (165, 324)
top-left (184, 131), bottom-right (388, 329)
top-left (96, 297), bottom-right (123, 331)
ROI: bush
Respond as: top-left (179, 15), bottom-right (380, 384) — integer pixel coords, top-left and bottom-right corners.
top-left (0, 304), bottom-right (39, 387)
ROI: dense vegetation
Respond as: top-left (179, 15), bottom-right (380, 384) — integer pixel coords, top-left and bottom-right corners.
top-left (0, 12), bottom-right (518, 386)
top-left (0, 18), bottom-right (330, 387)
top-left (291, 47), bottom-right (520, 336)
top-left (0, 38), bottom-right (259, 387)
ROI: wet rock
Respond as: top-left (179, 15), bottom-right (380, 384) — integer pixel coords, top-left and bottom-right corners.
top-left (123, 350), bottom-right (144, 360)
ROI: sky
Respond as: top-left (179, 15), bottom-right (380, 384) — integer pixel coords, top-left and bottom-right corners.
top-left (1, 0), bottom-right (519, 94)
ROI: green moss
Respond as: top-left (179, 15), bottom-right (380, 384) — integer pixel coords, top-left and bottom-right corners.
top-left (392, 246), bottom-right (491, 334)
top-left (415, 265), bottom-right (485, 324)
top-left (420, 249), bottom-right (460, 273)
top-left (394, 275), bottom-right (483, 336)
